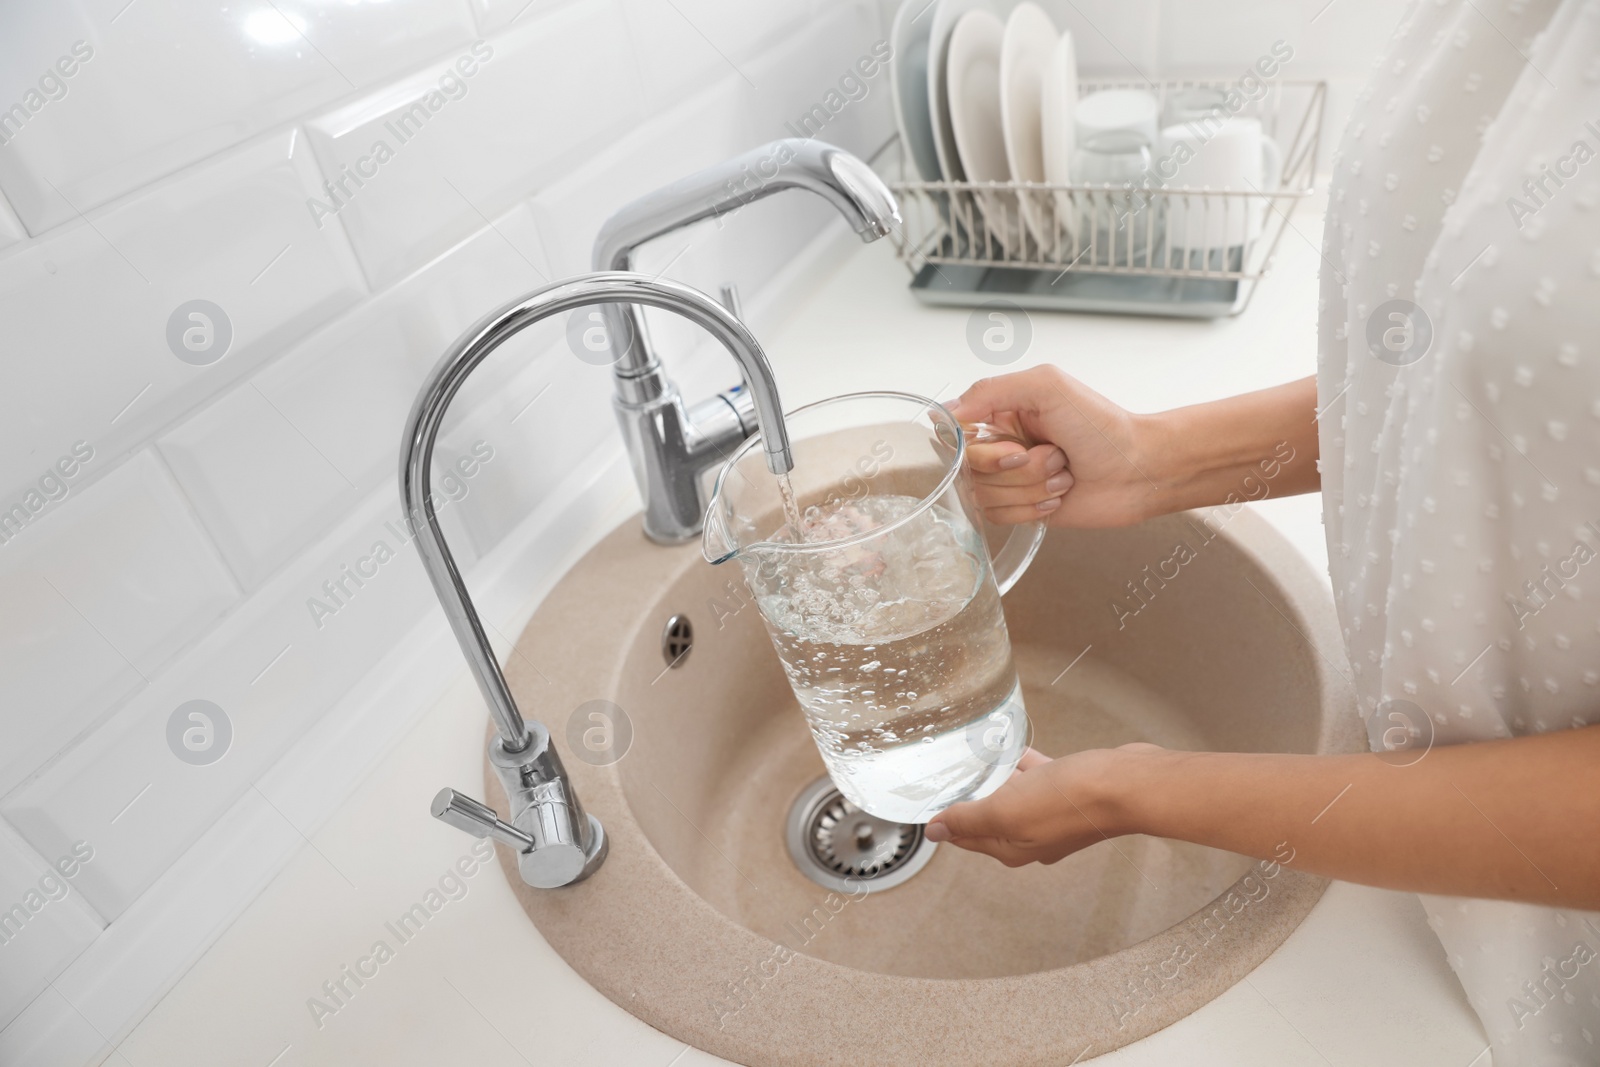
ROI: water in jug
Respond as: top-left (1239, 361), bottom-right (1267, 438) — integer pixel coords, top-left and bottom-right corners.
top-left (702, 391), bottom-right (1045, 823)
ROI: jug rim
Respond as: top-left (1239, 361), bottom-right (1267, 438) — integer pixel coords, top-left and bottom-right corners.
top-left (704, 389), bottom-right (966, 560)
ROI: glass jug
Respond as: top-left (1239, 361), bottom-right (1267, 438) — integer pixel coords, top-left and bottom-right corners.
top-left (702, 392), bottom-right (1046, 823)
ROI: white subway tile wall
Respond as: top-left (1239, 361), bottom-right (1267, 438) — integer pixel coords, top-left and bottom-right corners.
top-left (0, 452), bottom-right (238, 796)
top-left (0, 3), bottom-right (346, 232)
top-left (0, 127), bottom-right (368, 511)
top-left (2, 483), bottom-right (449, 922)
top-left (0, 194), bottom-right (24, 251)
top-left (303, 3), bottom-right (642, 288)
top-left (0, 823), bottom-right (104, 1030)
top-left (0, 0), bottom-right (1396, 1058)
top-left (1032, 0), bottom-right (1403, 163)
top-left (47, 789), bottom-right (306, 1042)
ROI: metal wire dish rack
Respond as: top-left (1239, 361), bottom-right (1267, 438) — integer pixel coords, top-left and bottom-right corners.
top-left (887, 79), bottom-right (1325, 318)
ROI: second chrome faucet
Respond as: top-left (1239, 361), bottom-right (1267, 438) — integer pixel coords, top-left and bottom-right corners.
top-left (593, 137), bottom-right (900, 543)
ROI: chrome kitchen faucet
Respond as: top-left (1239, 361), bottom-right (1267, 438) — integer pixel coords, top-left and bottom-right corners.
top-left (407, 142), bottom-right (897, 889)
top-left (406, 273), bottom-right (793, 889)
top-left (594, 138), bottom-right (900, 543)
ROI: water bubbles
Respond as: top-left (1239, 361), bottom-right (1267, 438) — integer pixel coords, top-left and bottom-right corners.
top-left (759, 492), bottom-right (1024, 820)
top-left (757, 496), bottom-right (981, 645)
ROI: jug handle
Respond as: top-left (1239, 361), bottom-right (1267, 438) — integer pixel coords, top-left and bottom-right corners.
top-left (964, 422), bottom-right (1048, 596)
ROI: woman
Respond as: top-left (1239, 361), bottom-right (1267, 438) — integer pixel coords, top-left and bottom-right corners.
top-left (927, 0), bottom-right (1600, 1060)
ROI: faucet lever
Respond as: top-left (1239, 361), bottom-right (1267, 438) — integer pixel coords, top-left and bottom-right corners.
top-left (718, 283), bottom-right (743, 320)
top-left (432, 788), bottom-right (535, 850)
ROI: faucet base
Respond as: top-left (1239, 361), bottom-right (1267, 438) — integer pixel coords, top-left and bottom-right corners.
top-left (512, 811), bottom-right (607, 889)
top-left (616, 380), bottom-right (761, 544)
top-left (482, 729), bottom-right (608, 889)
top-left (570, 814), bottom-right (608, 884)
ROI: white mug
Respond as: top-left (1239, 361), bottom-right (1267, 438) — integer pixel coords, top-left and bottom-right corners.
top-left (1158, 117), bottom-right (1282, 252)
top-left (1161, 86), bottom-right (1230, 129)
top-left (1073, 132), bottom-right (1156, 267)
top-left (1074, 89), bottom-right (1159, 149)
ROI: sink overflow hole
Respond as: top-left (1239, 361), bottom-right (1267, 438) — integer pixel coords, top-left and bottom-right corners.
top-left (784, 778), bottom-right (937, 893)
top-left (661, 614), bottom-right (693, 668)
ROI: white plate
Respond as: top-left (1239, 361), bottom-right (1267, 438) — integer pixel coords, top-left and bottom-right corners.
top-left (947, 8), bottom-right (1021, 251)
top-left (925, 0), bottom-right (986, 181)
top-left (1039, 29), bottom-right (1079, 239)
top-left (999, 2), bottom-right (1059, 250)
top-left (890, 0), bottom-right (942, 181)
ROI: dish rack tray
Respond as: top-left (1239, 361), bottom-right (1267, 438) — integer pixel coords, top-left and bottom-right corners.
top-left (887, 79), bottom-right (1326, 318)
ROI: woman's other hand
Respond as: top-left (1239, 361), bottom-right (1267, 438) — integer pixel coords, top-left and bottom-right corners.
top-left (924, 744), bottom-right (1162, 865)
top-left (948, 366), bottom-right (1159, 528)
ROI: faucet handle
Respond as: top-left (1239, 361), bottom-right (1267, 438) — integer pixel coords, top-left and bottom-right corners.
top-left (432, 783), bottom-right (608, 889)
top-left (718, 283), bottom-right (743, 320)
top-left (431, 788), bottom-right (534, 850)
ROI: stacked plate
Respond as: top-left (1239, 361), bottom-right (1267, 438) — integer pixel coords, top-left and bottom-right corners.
top-left (890, 0), bottom-right (1077, 250)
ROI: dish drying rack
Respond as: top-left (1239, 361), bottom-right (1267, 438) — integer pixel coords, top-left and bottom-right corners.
top-left (887, 80), bottom-right (1326, 318)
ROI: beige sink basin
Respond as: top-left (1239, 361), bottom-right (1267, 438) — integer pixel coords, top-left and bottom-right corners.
top-left (489, 506), bottom-right (1361, 1065)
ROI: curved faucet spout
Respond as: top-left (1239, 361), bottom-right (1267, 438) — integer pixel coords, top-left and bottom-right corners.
top-left (402, 271), bottom-right (792, 745)
top-left (595, 139), bottom-right (899, 270)
top-left (400, 272), bottom-right (794, 888)
top-left (593, 139), bottom-right (899, 384)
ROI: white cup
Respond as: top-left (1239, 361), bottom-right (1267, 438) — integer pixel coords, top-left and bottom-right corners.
top-left (1072, 132), bottom-right (1156, 266)
top-left (1074, 89), bottom-right (1159, 149)
top-left (1161, 86), bottom-right (1230, 129)
top-left (1159, 116), bottom-right (1282, 252)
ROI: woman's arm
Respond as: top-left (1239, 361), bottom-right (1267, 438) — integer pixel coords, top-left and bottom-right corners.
top-left (950, 368), bottom-right (1321, 527)
top-left (1140, 374), bottom-right (1322, 512)
top-left (926, 728), bottom-right (1600, 910)
top-left (941, 367), bottom-right (1600, 907)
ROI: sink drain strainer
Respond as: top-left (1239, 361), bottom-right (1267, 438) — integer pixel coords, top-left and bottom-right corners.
top-left (660, 614), bottom-right (693, 668)
top-left (784, 777), bottom-right (937, 893)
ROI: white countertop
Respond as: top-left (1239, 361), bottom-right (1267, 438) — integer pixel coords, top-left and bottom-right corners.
top-left (106, 201), bottom-right (1491, 1067)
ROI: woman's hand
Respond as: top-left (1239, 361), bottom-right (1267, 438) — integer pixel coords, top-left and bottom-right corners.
top-left (924, 744), bottom-right (1160, 865)
top-left (948, 366), bottom-right (1159, 528)
top-left (927, 729), bottom-right (1600, 909)
top-left (950, 370), bottom-right (1323, 527)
